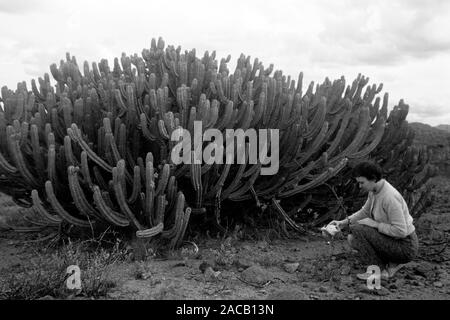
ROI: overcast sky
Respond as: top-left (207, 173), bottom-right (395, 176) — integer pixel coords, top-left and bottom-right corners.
top-left (0, 0), bottom-right (449, 126)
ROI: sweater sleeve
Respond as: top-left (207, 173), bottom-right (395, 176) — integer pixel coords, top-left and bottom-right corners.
top-left (377, 196), bottom-right (408, 238)
top-left (348, 196), bottom-right (371, 223)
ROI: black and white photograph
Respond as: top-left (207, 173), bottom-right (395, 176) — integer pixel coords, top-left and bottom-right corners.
top-left (0, 0), bottom-right (449, 306)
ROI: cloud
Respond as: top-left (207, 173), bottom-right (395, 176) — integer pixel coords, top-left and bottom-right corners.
top-left (312, 0), bottom-right (450, 67)
top-left (0, 0), bottom-right (51, 14)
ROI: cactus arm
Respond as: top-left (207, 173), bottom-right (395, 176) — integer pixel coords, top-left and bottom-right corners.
top-left (154, 194), bottom-right (167, 225)
top-left (45, 180), bottom-right (93, 227)
top-left (157, 119), bottom-right (170, 140)
top-left (136, 222), bottom-right (164, 238)
top-left (67, 166), bottom-right (102, 220)
top-left (162, 191), bottom-right (185, 239)
top-left (190, 158), bottom-right (203, 208)
top-left (205, 162), bottom-right (232, 199)
top-left (221, 156), bottom-right (247, 200)
top-left (6, 127), bottom-right (39, 188)
top-left (293, 121), bottom-right (329, 167)
top-left (128, 165), bottom-right (141, 203)
top-left (30, 124), bottom-right (45, 180)
top-left (92, 185), bottom-right (130, 227)
top-left (349, 118), bottom-right (386, 159)
top-left (278, 158), bottom-right (348, 198)
top-left (64, 135), bottom-right (78, 166)
top-left (30, 189), bottom-right (63, 224)
top-left (156, 163), bottom-right (170, 195)
top-left (215, 101), bottom-right (234, 131)
top-left (303, 97), bottom-right (326, 139)
top-left (112, 165), bottom-right (144, 230)
top-left (61, 97), bottom-right (73, 129)
top-left (166, 175), bottom-right (177, 211)
top-left (250, 91), bottom-right (266, 127)
top-left (329, 106), bottom-right (370, 165)
top-left (171, 207), bottom-right (192, 248)
top-left (325, 99), bottom-right (353, 157)
top-left (229, 163), bottom-right (262, 200)
top-left (205, 99), bottom-right (219, 129)
top-left (144, 160), bottom-right (155, 225)
top-left (0, 150), bottom-right (17, 174)
top-left (80, 151), bottom-right (94, 188)
top-left (68, 124), bottom-right (112, 172)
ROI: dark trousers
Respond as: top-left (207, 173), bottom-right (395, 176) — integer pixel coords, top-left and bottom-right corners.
top-left (349, 224), bottom-right (419, 267)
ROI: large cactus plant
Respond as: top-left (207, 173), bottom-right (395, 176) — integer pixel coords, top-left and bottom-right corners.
top-left (0, 37), bottom-right (433, 244)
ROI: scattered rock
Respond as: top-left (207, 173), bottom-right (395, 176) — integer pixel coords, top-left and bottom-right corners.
top-left (199, 261), bottom-right (215, 273)
top-left (357, 284), bottom-right (390, 296)
top-left (283, 263), bottom-right (299, 274)
top-left (357, 284), bottom-right (374, 295)
top-left (204, 267), bottom-right (221, 282)
top-left (241, 265), bottom-right (272, 285)
top-left (387, 283), bottom-right (398, 290)
top-left (234, 257), bottom-right (253, 269)
top-left (319, 286), bottom-right (328, 293)
top-left (374, 287), bottom-right (391, 296)
top-left (411, 280), bottom-right (421, 287)
top-left (413, 262), bottom-right (435, 278)
top-left (340, 265), bottom-right (352, 275)
top-left (433, 281), bottom-right (443, 288)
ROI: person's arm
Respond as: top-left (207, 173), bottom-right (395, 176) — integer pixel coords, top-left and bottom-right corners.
top-left (347, 196), bottom-right (371, 223)
top-left (377, 196), bottom-right (408, 238)
top-left (330, 196), bottom-right (371, 228)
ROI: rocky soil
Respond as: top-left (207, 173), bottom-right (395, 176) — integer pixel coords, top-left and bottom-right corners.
top-left (0, 176), bottom-right (449, 300)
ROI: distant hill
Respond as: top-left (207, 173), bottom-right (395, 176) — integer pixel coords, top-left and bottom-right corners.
top-left (436, 124), bottom-right (450, 133)
top-left (409, 122), bottom-right (450, 148)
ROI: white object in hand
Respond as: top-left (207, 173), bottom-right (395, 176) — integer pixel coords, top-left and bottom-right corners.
top-left (321, 224), bottom-right (340, 237)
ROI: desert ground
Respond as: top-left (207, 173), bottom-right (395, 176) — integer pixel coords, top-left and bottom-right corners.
top-left (0, 176), bottom-right (449, 300)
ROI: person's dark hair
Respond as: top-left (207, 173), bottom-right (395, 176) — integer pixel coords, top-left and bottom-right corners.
top-left (352, 161), bottom-right (382, 182)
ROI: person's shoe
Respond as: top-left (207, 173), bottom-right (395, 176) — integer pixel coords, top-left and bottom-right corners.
top-left (387, 263), bottom-right (406, 278)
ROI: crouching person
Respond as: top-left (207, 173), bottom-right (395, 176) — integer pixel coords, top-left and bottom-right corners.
top-left (330, 161), bottom-right (419, 280)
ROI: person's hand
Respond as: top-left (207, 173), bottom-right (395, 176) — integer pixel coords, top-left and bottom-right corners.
top-left (329, 219), bottom-right (347, 229)
top-left (357, 218), bottom-right (379, 229)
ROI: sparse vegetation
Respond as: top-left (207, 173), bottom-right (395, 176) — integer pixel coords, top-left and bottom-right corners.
top-left (0, 239), bottom-right (125, 299)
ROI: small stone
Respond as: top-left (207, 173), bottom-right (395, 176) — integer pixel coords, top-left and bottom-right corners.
top-left (433, 281), bottom-right (443, 288)
top-left (387, 283), bottom-right (398, 290)
top-left (199, 261), bottom-right (214, 273)
top-left (283, 263), bottom-right (300, 274)
top-left (234, 258), bottom-right (253, 269)
top-left (205, 267), bottom-right (221, 282)
top-left (319, 286), bottom-right (328, 293)
top-left (411, 280), bottom-right (421, 286)
top-left (357, 284), bottom-right (374, 294)
top-left (340, 265), bottom-right (351, 275)
top-left (374, 287), bottom-right (390, 296)
top-left (241, 265), bottom-right (272, 285)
